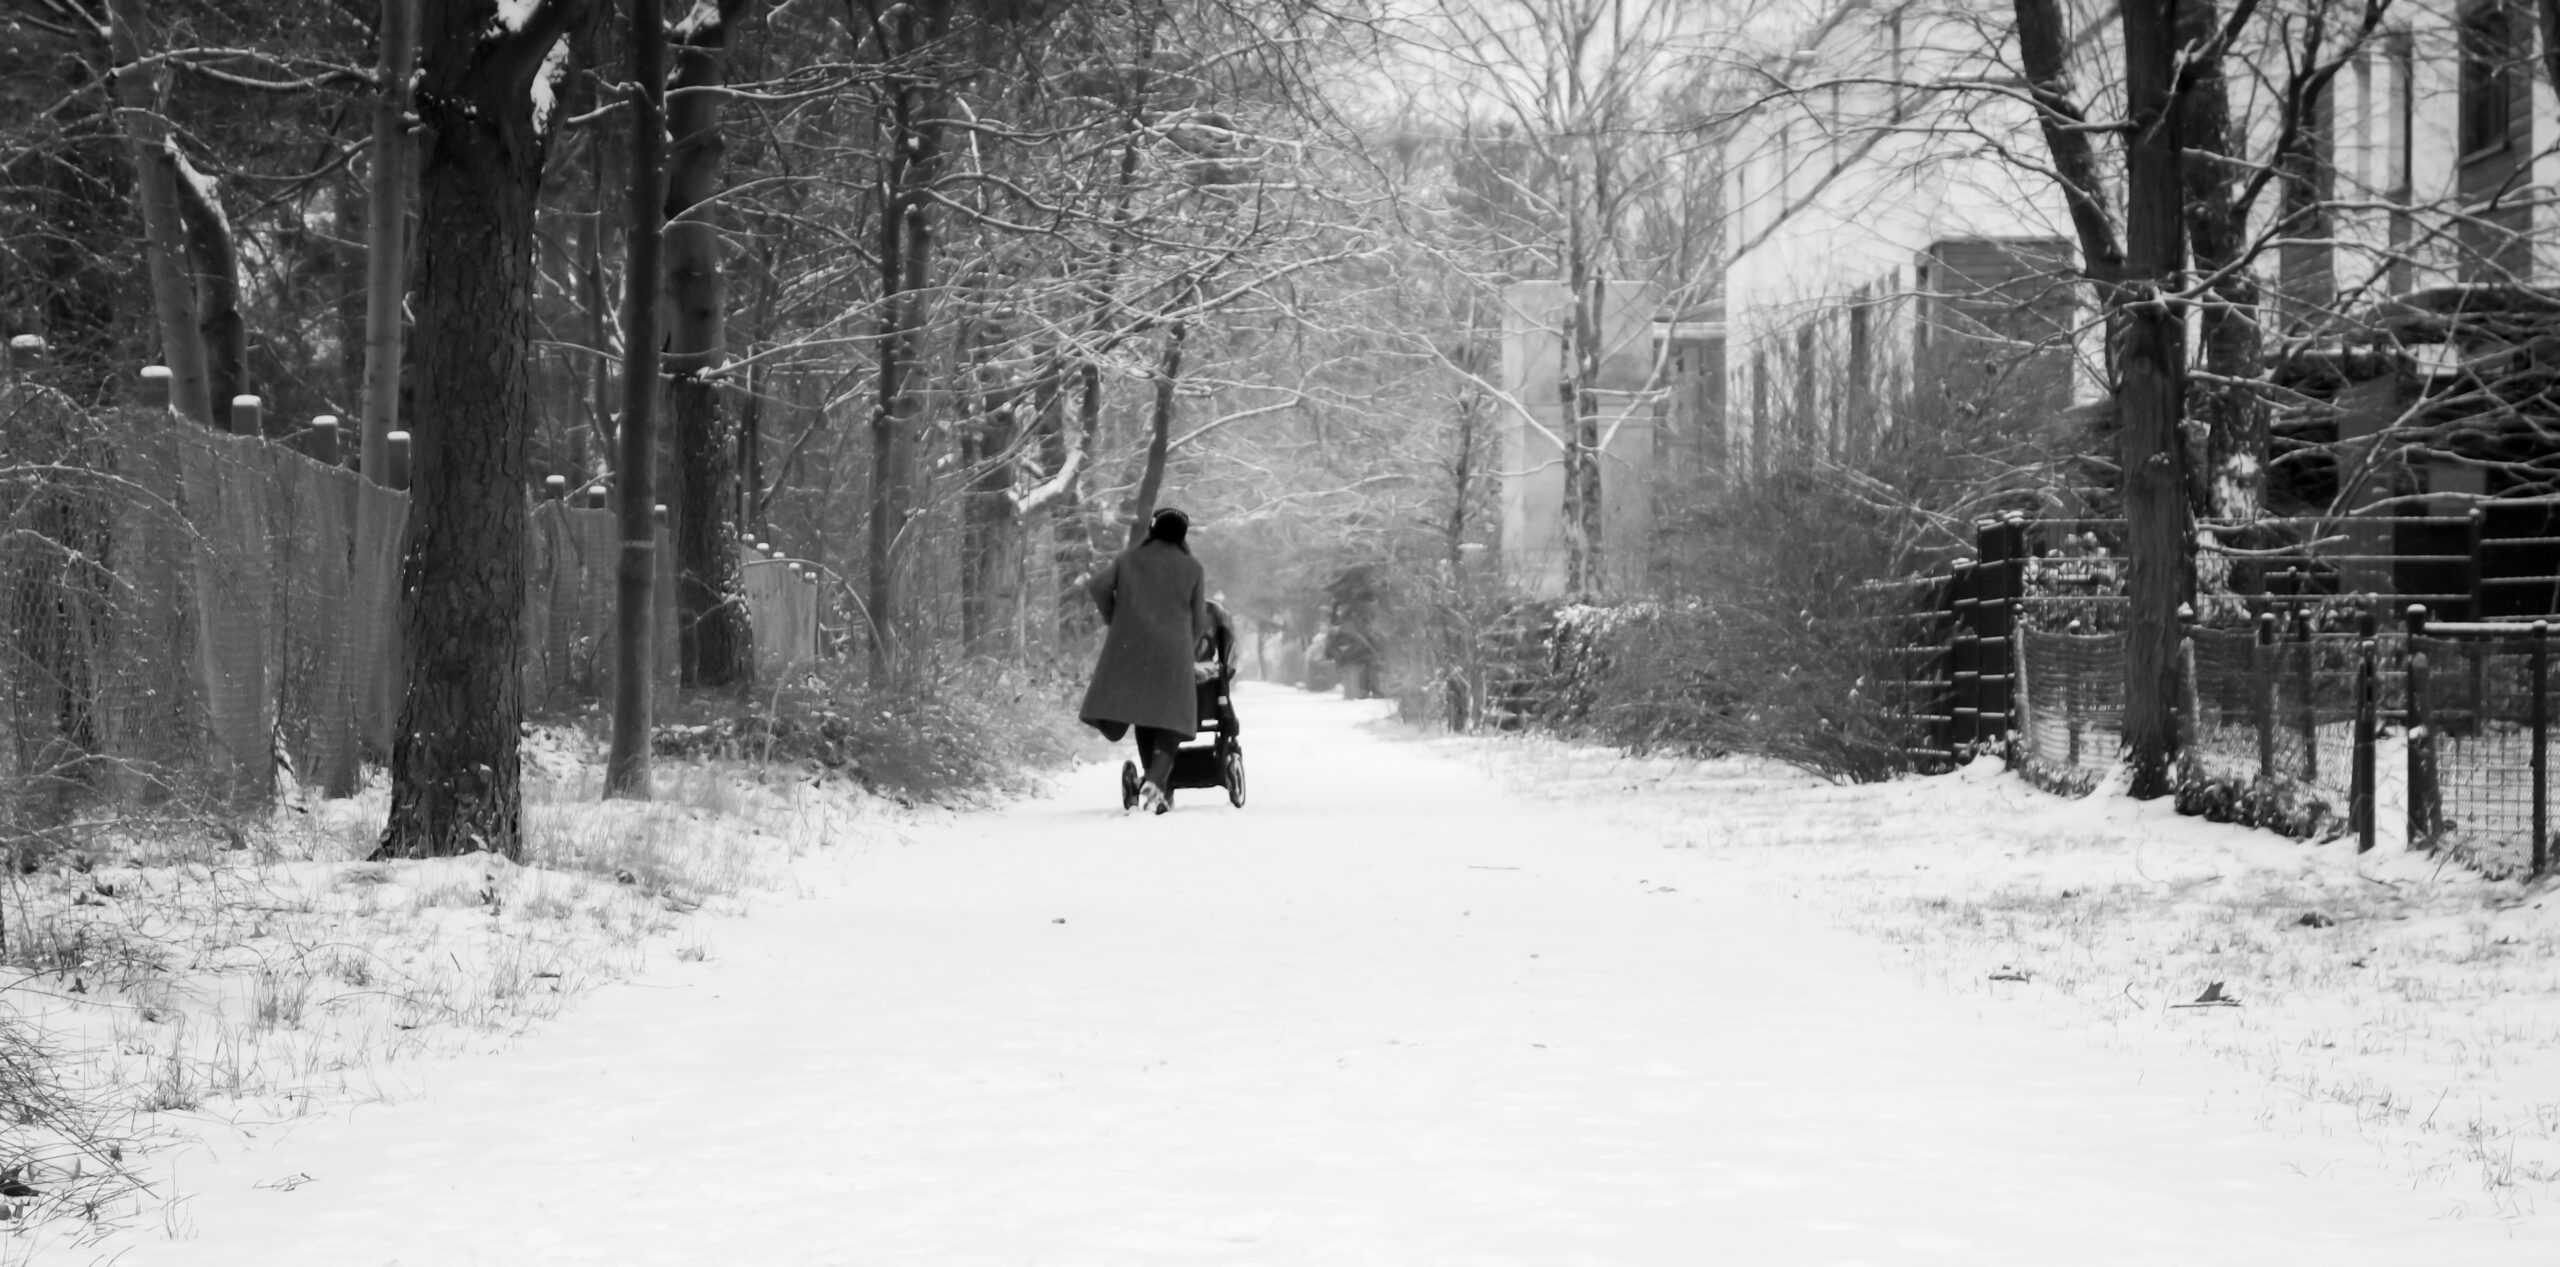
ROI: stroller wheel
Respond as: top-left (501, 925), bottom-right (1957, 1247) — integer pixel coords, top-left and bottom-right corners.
top-left (1119, 760), bottom-right (1139, 811)
top-left (1224, 746), bottom-right (1246, 808)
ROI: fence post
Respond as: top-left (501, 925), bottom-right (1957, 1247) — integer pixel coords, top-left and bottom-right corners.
top-left (1977, 519), bottom-right (2021, 754)
top-left (5, 335), bottom-right (41, 391)
top-left (139, 365), bottom-right (172, 412)
top-left (2176, 624), bottom-right (2200, 790)
top-left (2254, 611), bottom-right (2277, 782)
top-left (309, 414), bottom-right (341, 465)
top-left (2063, 618), bottom-right (2083, 768)
top-left (2353, 633), bottom-right (2377, 853)
top-left (2010, 615), bottom-right (2031, 771)
top-left (2467, 506), bottom-right (2485, 620)
top-left (384, 429), bottom-right (412, 492)
top-left (2294, 607), bottom-right (2318, 785)
top-left (545, 474), bottom-right (568, 501)
top-left (230, 393), bottom-right (262, 438)
top-left (1950, 559), bottom-right (1980, 752)
top-left (2405, 605), bottom-right (2440, 851)
top-left (2535, 622), bottom-right (2550, 876)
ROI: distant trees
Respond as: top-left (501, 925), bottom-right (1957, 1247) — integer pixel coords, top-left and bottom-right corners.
top-left (1396, 0), bottom-right (1722, 600)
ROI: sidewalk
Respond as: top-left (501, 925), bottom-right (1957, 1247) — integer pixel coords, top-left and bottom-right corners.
top-left (83, 684), bottom-right (2559, 1265)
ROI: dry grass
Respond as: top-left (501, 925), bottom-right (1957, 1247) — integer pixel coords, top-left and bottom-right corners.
top-left (0, 726), bottom-right (888, 1250)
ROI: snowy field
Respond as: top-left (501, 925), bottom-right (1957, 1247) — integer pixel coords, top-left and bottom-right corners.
top-left (16, 682), bottom-right (2560, 1263)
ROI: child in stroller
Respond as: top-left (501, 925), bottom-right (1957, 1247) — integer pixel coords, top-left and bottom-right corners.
top-left (1120, 599), bottom-right (1245, 810)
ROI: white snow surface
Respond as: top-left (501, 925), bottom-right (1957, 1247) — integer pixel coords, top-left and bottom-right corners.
top-left (77, 685), bottom-right (2560, 1264)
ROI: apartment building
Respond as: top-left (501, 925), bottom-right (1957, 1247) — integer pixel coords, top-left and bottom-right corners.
top-left (1718, 0), bottom-right (2560, 506)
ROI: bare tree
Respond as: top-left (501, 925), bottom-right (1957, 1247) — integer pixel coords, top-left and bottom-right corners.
top-left (378, 0), bottom-right (591, 860)
top-left (103, 0), bottom-right (215, 427)
top-left (666, 0), bottom-right (756, 690)
top-left (361, 0), bottom-right (419, 480)
top-left (608, 0), bottom-right (670, 799)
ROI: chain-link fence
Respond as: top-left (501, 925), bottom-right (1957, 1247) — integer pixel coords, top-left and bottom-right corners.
top-left (2406, 627), bottom-right (2559, 875)
top-left (2007, 608), bottom-right (2560, 871)
top-left (522, 499), bottom-right (680, 710)
top-left (2, 396), bottom-right (404, 815)
top-left (6, 389), bottom-right (821, 822)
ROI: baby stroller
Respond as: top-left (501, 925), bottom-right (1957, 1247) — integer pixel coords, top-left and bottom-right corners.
top-left (1121, 605), bottom-right (1245, 810)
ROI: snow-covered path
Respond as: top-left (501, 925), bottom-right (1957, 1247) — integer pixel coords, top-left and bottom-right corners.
top-left (94, 685), bottom-right (2557, 1265)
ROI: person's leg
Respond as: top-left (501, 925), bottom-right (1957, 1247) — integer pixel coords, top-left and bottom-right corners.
top-left (1135, 726), bottom-right (1177, 799)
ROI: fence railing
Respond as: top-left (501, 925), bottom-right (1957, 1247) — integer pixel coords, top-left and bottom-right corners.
top-left (1923, 510), bottom-right (2560, 876)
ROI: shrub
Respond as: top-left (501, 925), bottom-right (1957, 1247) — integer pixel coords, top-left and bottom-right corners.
top-left (651, 656), bottom-right (1088, 803)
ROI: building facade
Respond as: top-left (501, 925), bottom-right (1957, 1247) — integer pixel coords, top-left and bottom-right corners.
top-left (1717, 0), bottom-right (2560, 509)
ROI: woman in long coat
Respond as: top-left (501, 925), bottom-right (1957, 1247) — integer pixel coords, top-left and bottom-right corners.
top-left (1080, 508), bottom-right (1211, 813)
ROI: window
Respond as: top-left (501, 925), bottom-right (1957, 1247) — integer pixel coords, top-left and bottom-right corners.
top-left (1886, 9), bottom-right (1907, 122)
top-left (1735, 156), bottom-right (1752, 242)
top-left (2349, 50), bottom-right (2371, 190)
top-left (1776, 119), bottom-right (1792, 205)
top-left (2387, 29), bottom-right (2413, 291)
top-left (2458, 1), bottom-right (2518, 159)
top-left (2388, 31), bottom-right (2413, 199)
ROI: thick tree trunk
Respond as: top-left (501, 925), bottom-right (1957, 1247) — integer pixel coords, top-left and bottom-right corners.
top-left (607, 0), bottom-right (668, 799)
top-left (103, 0), bottom-right (214, 428)
top-left (866, 0), bottom-right (947, 689)
top-left (360, 0), bottom-right (417, 481)
top-left (2176, 0), bottom-right (2262, 523)
top-left (2012, 0), bottom-right (2127, 290)
top-left (2272, 57), bottom-right (2335, 331)
top-left (171, 151), bottom-right (251, 434)
top-left (377, 0), bottom-right (589, 860)
top-left (668, 0), bottom-right (755, 690)
top-left (2545, 0), bottom-right (2560, 94)
top-left (2119, 0), bottom-right (2192, 799)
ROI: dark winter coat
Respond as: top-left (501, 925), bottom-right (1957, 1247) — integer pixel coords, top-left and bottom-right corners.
top-left (1079, 539), bottom-right (1211, 736)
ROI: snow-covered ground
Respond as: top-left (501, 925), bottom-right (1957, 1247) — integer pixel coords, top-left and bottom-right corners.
top-left (34, 683), bottom-right (2560, 1263)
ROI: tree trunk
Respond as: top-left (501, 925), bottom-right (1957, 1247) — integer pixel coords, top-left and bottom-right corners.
top-left (2175, 0), bottom-right (2263, 523)
top-left (667, 0), bottom-right (755, 690)
top-left (1561, 273), bottom-right (1605, 599)
top-left (867, 0), bottom-right (948, 689)
top-left (962, 400), bottom-right (1021, 658)
top-left (1051, 360), bottom-right (1104, 641)
top-left (607, 0), bottom-right (668, 799)
top-left (171, 151), bottom-right (251, 434)
top-left (1127, 316), bottom-right (1188, 542)
top-left (377, 0), bottom-right (590, 860)
top-left (2271, 29), bottom-right (2336, 335)
top-left (2012, 0), bottom-right (2127, 291)
top-left (103, 0), bottom-right (214, 428)
top-left (2544, 0), bottom-right (2560, 94)
top-left (2119, 0), bottom-right (2192, 799)
top-left (360, 0), bottom-right (418, 481)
